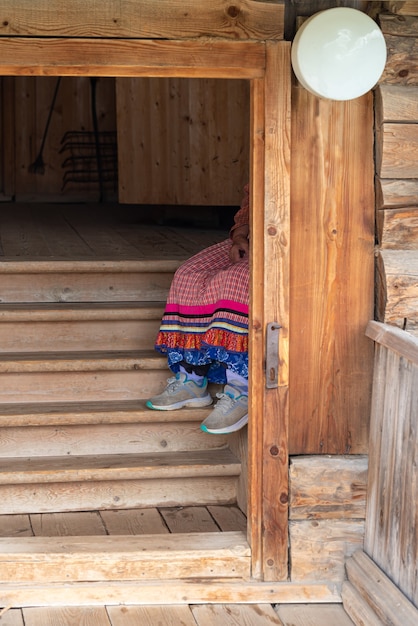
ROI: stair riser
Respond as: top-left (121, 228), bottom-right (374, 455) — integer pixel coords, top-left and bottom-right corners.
top-left (0, 370), bottom-right (169, 403)
top-left (0, 477), bottom-right (238, 515)
top-left (1, 272), bottom-right (174, 303)
top-left (0, 319), bottom-right (161, 352)
top-left (0, 423), bottom-right (225, 457)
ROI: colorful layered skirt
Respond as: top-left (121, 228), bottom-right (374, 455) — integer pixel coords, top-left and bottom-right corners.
top-left (154, 238), bottom-right (249, 384)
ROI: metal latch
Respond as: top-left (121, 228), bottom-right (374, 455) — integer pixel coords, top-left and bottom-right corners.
top-left (266, 322), bottom-right (281, 388)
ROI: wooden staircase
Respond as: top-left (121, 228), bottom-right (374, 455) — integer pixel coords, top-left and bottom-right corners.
top-left (0, 256), bottom-right (248, 602)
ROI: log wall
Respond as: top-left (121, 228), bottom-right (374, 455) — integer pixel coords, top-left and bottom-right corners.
top-left (375, 11), bottom-right (418, 335)
top-left (289, 455), bottom-right (367, 586)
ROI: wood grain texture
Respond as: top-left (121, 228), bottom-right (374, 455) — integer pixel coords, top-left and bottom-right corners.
top-left (364, 331), bottom-right (418, 606)
top-left (289, 519), bottom-right (365, 583)
top-left (191, 603), bottom-right (284, 625)
top-left (379, 14), bottom-right (418, 85)
top-left (116, 78), bottom-right (249, 206)
top-left (276, 603), bottom-right (355, 626)
top-left (345, 551), bottom-right (418, 625)
top-left (289, 456), bottom-right (368, 520)
top-left (0, 1), bottom-right (284, 41)
top-left (289, 87), bottom-right (374, 454)
top-left (377, 206), bottom-right (418, 248)
top-left (376, 123), bottom-right (418, 179)
top-left (0, 38), bottom-right (266, 78)
top-left (0, 581), bottom-right (341, 610)
top-left (260, 41), bottom-right (291, 583)
top-left (375, 84), bottom-right (418, 123)
top-left (0, 532), bottom-right (250, 583)
top-left (376, 177), bottom-right (418, 208)
top-left (375, 249), bottom-right (418, 329)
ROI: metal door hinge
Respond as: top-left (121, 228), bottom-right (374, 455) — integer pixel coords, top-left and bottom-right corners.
top-left (266, 322), bottom-right (281, 388)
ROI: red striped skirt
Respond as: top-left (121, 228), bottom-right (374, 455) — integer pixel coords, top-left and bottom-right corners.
top-left (154, 238), bottom-right (249, 383)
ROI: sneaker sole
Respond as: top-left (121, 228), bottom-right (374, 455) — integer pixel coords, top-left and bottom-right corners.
top-left (146, 395), bottom-right (213, 411)
top-left (200, 413), bottom-right (248, 435)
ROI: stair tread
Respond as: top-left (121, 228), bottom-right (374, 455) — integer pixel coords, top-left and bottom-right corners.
top-left (0, 350), bottom-right (167, 372)
top-left (0, 399), bottom-right (211, 426)
top-left (0, 258), bottom-right (183, 273)
top-left (0, 530), bottom-right (249, 556)
top-left (0, 301), bottom-right (165, 321)
top-left (0, 449), bottom-right (240, 483)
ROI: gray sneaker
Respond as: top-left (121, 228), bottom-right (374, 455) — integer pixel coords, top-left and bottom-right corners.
top-left (146, 372), bottom-right (213, 410)
top-left (200, 385), bottom-right (248, 434)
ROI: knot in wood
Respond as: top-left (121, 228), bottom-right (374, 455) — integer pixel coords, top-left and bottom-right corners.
top-left (270, 445), bottom-right (279, 457)
top-left (280, 492), bottom-right (288, 504)
top-left (398, 69), bottom-right (409, 78)
top-left (227, 5), bottom-right (240, 18)
top-left (267, 226), bottom-right (277, 236)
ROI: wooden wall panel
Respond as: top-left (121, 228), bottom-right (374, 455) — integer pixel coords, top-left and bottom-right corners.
top-left (116, 78), bottom-right (250, 206)
top-left (365, 321), bottom-right (418, 608)
top-left (289, 87), bottom-right (375, 455)
top-left (10, 77), bottom-right (116, 202)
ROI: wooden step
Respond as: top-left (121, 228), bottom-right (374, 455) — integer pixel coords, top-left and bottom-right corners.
top-left (0, 449), bottom-right (241, 514)
top-left (0, 350), bottom-right (169, 402)
top-left (0, 259), bottom-right (181, 303)
top-left (0, 400), bottom-right (224, 457)
top-left (0, 302), bottom-right (165, 352)
top-left (0, 531), bottom-right (250, 583)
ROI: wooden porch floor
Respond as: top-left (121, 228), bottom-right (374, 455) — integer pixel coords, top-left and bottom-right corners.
top-left (0, 202), bottom-right (229, 262)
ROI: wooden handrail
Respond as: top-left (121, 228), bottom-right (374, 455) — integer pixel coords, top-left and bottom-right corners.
top-left (366, 320), bottom-right (418, 366)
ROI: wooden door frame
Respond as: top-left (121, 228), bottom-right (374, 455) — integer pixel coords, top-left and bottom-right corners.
top-left (0, 37), bottom-right (291, 582)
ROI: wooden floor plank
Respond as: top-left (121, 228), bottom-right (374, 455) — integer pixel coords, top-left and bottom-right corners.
top-left (207, 505), bottom-right (247, 532)
top-left (100, 508), bottom-right (169, 535)
top-left (22, 606), bottom-right (111, 626)
top-left (0, 514), bottom-right (32, 538)
top-left (191, 604), bottom-right (285, 625)
top-left (30, 512), bottom-right (107, 537)
top-left (106, 605), bottom-right (196, 626)
top-left (160, 506), bottom-right (220, 534)
top-left (0, 608), bottom-right (24, 625)
top-left (0, 203), bottom-right (226, 261)
top-left (275, 603), bottom-right (354, 626)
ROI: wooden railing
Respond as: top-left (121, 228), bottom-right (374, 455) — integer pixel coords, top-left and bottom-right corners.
top-left (343, 321), bottom-right (418, 624)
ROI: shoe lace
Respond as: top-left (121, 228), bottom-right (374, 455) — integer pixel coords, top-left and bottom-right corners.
top-left (166, 376), bottom-right (183, 394)
top-left (214, 392), bottom-right (236, 414)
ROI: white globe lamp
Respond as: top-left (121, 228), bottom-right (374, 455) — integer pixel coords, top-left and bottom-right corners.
top-left (291, 7), bottom-right (387, 101)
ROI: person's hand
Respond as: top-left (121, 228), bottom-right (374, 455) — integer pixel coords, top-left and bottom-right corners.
top-left (229, 235), bottom-right (249, 263)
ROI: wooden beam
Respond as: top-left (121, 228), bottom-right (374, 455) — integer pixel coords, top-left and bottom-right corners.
top-left (0, 0), bottom-right (284, 41)
top-left (379, 15), bottom-right (418, 85)
top-left (0, 580), bottom-right (341, 607)
top-left (262, 40), bottom-right (291, 583)
top-left (289, 456), bottom-right (368, 520)
top-left (375, 123), bottom-right (418, 179)
top-left (375, 177), bottom-right (418, 208)
top-left (366, 320), bottom-right (418, 366)
top-left (377, 206), bottom-right (418, 248)
top-left (375, 249), bottom-right (418, 329)
top-left (375, 84), bottom-right (418, 124)
top-left (345, 551), bottom-right (418, 625)
top-left (0, 38), bottom-right (266, 78)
